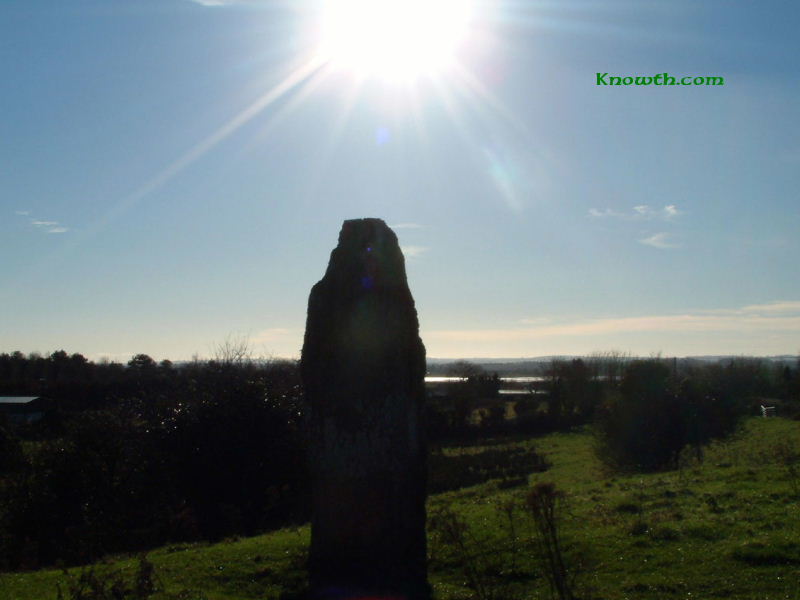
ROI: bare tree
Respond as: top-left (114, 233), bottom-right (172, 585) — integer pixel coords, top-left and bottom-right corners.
top-left (588, 350), bottom-right (630, 386)
top-left (212, 334), bottom-right (253, 366)
top-left (447, 360), bottom-right (485, 380)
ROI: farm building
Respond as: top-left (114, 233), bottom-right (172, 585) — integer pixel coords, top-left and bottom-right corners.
top-left (0, 396), bottom-right (50, 425)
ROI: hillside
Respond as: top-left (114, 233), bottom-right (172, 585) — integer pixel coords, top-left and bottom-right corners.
top-left (1, 417), bottom-right (798, 600)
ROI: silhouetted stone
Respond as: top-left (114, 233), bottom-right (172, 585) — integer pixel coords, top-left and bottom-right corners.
top-left (301, 218), bottom-right (428, 600)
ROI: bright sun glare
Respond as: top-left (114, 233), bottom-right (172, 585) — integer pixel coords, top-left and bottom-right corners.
top-left (318, 0), bottom-right (473, 81)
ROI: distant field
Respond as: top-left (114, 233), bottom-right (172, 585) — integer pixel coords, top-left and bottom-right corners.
top-left (2, 417), bottom-right (799, 600)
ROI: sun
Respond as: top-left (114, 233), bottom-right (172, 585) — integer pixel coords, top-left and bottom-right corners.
top-left (317, 0), bottom-right (473, 82)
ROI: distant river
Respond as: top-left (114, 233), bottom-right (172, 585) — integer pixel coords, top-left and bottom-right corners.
top-left (424, 376), bottom-right (545, 383)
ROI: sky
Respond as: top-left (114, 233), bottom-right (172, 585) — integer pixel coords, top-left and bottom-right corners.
top-left (1, 0), bottom-right (799, 362)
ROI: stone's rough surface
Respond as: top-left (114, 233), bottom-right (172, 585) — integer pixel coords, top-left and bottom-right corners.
top-left (301, 218), bottom-right (428, 599)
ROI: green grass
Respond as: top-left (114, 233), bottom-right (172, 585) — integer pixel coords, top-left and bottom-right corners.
top-left (3, 417), bottom-right (800, 600)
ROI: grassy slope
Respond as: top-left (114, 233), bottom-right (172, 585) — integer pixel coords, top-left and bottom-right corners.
top-left (2, 417), bottom-right (799, 600)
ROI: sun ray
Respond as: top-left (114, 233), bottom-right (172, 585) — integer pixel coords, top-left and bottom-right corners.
top-left (243, 62), bottom-right (339, 150)
top-left (420, 61), bottom-right (549, 213)
top-left (451, 62), bottom-right (525, 131)
top-left (90, 56), bottom-right (325, 233)
top-left (306, 78), bottom-right (366, 183)
top-left (0, 57), bottom-right (326, 297)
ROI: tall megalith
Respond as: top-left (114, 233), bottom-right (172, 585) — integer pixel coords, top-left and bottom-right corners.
top-left (301, 218), bottom-right (428, 599)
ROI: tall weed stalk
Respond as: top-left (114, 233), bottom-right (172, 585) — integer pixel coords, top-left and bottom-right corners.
top-left (525, 483), bottom-right (575, 600)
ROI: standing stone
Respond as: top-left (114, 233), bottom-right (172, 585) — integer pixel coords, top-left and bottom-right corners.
top-left (301, 218), bottom-right (428, 599)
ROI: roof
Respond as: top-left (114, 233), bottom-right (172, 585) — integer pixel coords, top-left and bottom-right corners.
top-left (0, 396), bottom-right (41, 405)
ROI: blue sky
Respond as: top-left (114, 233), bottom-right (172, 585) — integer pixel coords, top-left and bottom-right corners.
top-left (1, 0), bottom-right (799, 361)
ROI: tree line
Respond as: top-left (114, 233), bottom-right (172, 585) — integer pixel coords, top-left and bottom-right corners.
top-left (430, 354), bottom-right (799, 465)
top-left (0, 350), bottom-right (798, 570)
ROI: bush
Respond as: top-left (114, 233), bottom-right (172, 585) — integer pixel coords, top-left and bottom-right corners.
top-left (0, 410), bottom-right (170, 569)
top-left (0, 425), bottom-right (24, 475)
top-left (55, 555), bottom-right (158, 600)
top-left (428, 446), bottom-right (548, 493)
top-left (544, 358), bottom-right (604, 426)
top-left (0, 360), bottom-right (309, 570)
top-left (595, 360), bottom-right (745, 472)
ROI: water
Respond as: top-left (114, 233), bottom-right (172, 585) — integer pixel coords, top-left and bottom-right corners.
top-left (424, 376), bottom-right (545, 383)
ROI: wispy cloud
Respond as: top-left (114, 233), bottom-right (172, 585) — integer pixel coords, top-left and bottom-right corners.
top-left (519, 317), bottom-right (553, 326)
top-left (589, 204), bottom-right (682, 221)
top-left (588, 208), bottom-right (625, 218)
top-left (663, 204), bottom-right (680, 218)
top-left (391, 223), bottom-right (424, 230)
top-left (188, 0), bottom-right (231, 5)
top-left (742, 300), bottom-right (800, 314)
top-left (705, 300), bottom-right (800, 315)
top-left (19, 213), bottom-right (69, 234)
top-left (31, 219), bottom-right (68, 233)
top-left (639, 232), bottom-right (679, 249)
top-left (427, 301), bottom-right (800, 343)
top-left (401, 245), bottom-right (428, 259)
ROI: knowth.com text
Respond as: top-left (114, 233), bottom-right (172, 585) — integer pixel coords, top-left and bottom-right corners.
top-left (596, 72), bottom-right (725, 86)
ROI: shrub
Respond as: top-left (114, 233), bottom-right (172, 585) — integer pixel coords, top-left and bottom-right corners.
top-left (595, 360), bottom-right (746, 472)
top-left (0, 410), bottom-right (170, 569)
top-left (428, 446), bottom-right (548, 493)
top-left (544, 358), bottom-right (604, 426)
top-left (55, 555), bottom-right (158, 600)
top-left (0, 425), bottom-right (24, 475)
top-left (0, 360), bottom-right (309, 569)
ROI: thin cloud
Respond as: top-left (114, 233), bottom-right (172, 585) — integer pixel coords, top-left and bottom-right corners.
top-left (188, 0), bottom-right (230, 5)
top-left (27, 217), bottom-right (69, 234)
top-left (15, 210), bottom-right (30, 216)
top-left (427, 301), bottom-right (800, 343)
top-left (519, 317), bottom-right (553, 326)
top-left (741, 301), bottom-right (800, 314)
top-left (401, 245), bottom-right (428, 258)
top-left (639, 232), bottom-right (679, 249)
top-left (588, 208), bottom-right (625, 218)
top-left (588, 204), bottom-right (682, 221)
top-left (391, 223), bottom-right (424, 230)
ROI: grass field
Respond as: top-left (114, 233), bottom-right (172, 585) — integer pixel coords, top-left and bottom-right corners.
top-left (2, 417), bottom-right (799, 600)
